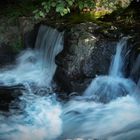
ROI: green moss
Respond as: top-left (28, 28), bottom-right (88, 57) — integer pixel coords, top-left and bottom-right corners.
top-left (65, 13), bottom-right (96, 24)
top-left (63, 12), bottom-right (107, 24)
top-left (60, 12), bottom-right (113, 28)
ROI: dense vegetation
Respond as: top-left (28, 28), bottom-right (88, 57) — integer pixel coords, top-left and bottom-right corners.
top-left (0, 0), bottom-right (133, 20)
top-left (33, 0), bottom-right (132, 19)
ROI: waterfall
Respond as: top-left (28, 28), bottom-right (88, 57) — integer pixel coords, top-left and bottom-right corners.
top-left (35, 25), bottom-right (64, 86)
top-left (0, 25), bottom-right (64, 87)
top-left (58, 38), bottom-right (140, 140)
top-left (109, 38), bottom-right (127, 77)
top-left (0, 25), bottom-right (64, 140)
top-left (83, 38), bottom-right (136, 103)
top-left (0, 28), bottom-right (140, 140)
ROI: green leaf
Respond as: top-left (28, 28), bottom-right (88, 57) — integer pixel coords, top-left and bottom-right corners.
top-left (56, 3), bottom-right (65, 12)
top-left (67, 1), bottom-right (73, 6)
top-left (51, 2), bottom-right (56, 7)
top-left (63, 8), bottom-right (68, 14)
top-left (78, 1), bottom-right (84, 10)
top-left (67, 7), bottom-right (70, 13)
top-left (42, 2), bottom-right (46, 6)
top-left (84, 3), bottom-right (88, 7)
top-left (60, 12), bottom-right (64, 16)
top-left (33, 10), bottom-right (38, 14)
top-left (45, 8), bottom-right (49, 13)
top-left (39, 11), bottom-right (45, 17)
top-left (56, 6), bottom-right (60, 12)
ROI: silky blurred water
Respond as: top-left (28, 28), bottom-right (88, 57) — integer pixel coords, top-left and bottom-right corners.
top-left (0, 28), bottom-right (139, 140)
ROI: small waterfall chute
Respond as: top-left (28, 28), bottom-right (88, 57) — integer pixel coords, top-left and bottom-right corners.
top-left (109, 37), bottom-right (128, 77)
top-left (83, 38), bottom-right (136, 103)
top-left (35, 25), bottom-right (64, 86)
top-left (0, 25), bottom-right (64, 88)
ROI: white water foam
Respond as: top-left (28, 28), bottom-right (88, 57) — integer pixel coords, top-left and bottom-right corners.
top-left (0, 30), bottom-right (139, 140)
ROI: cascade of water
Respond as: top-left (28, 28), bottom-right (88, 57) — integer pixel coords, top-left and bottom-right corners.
top-left (134, 79), bottom-right (140, 99)
top-left (109, 37), bottom-right (127, 77)
top-left (59, 41), bottom-right (140, 139)
top-left (0, 27), bottom-right (139, 140)
top-left (60, 94), bottom-right (140, 140)
top-left (0, 94), bottom-right (62, 140)
top-left (83, 38), bottom-right (136, 103)
top-left (35, 25), bottom-right (64, 86)
top-left (0, 25), bottom-right (64, 87)
top-left (0, 25), bottom-right (64, 140)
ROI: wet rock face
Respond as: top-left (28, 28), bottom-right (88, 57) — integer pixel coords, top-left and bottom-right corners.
top-left (55, 23), bottom-right (119, 93)
top-left (0, 43), bottom-right (17, 67)
top-left (129, 37), bottom-right (140, 83)
top-left (19, 17), bottom-right (39, 48)
top-left (0, 85), bottom-right (24, 111)
top-left (0, 17), bottom-right (38, 67)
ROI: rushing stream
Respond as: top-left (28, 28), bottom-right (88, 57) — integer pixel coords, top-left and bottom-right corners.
top-left (0, 25), bottom-right (140, 140)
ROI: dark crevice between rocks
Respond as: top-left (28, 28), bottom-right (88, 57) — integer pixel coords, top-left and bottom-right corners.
top-left (0, 84), bottom-right (25, 112)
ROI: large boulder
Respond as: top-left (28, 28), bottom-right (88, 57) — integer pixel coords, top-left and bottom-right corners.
top-left (55, 22), bottom-right (120, 93)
